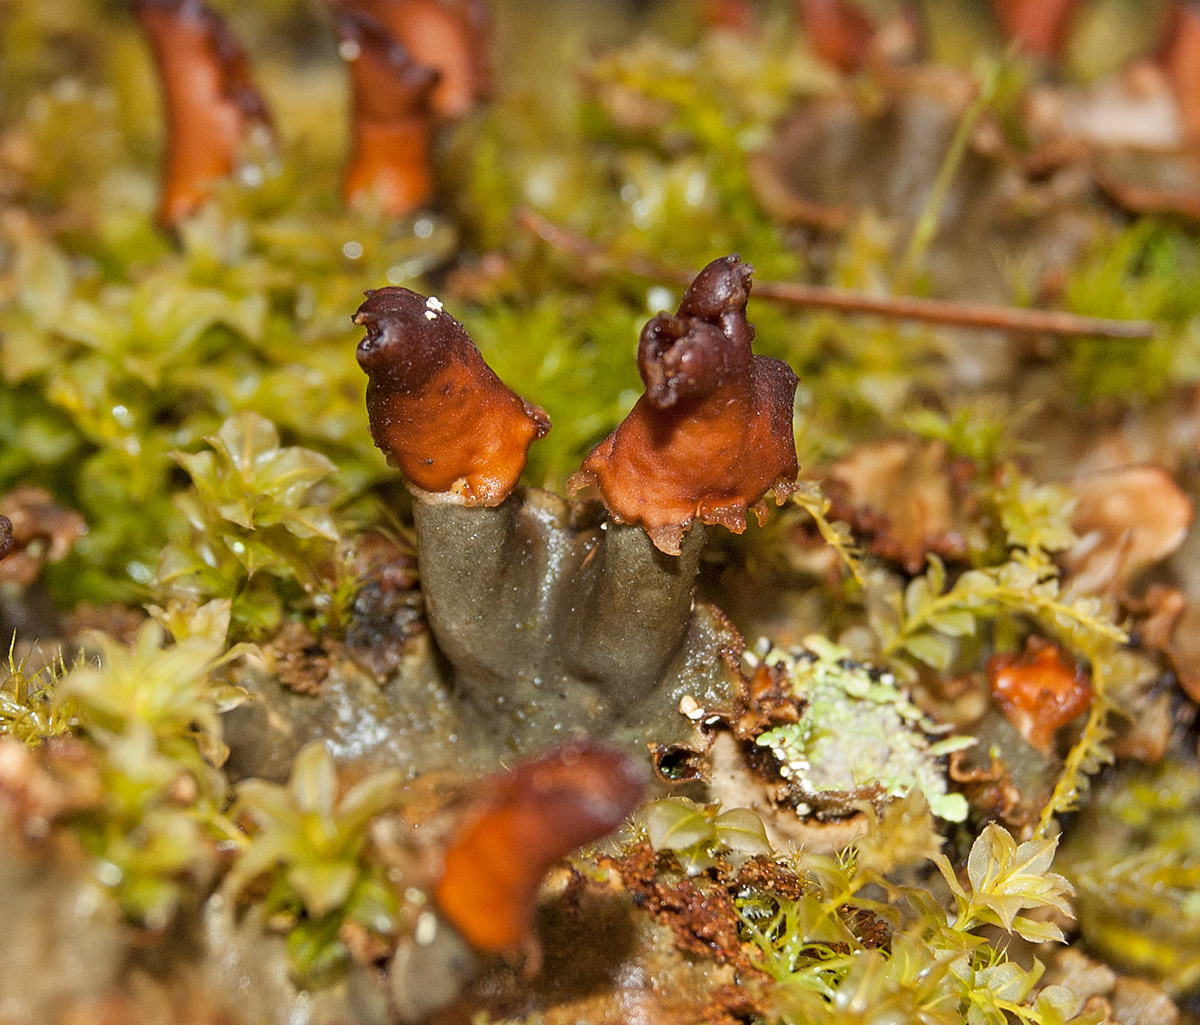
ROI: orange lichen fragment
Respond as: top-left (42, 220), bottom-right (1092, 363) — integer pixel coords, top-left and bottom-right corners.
top-left (355, 286), bottom-right (550, 505)
top-left (991, 0), bottom-right (1082, 58)
top-left (795, 0), bottom-right (878, 75)
top-left (1161, 2), bottom-right (1200, 144)
top-left (434, 741), bottom-right (645, 954)
top-left (987, 637), bottom-right (1093, 753)
top-left (568, 256), bottom-right (800, 556)
top-left (338, 0), bottom-right (491, 118)
top-left (335, 9), bottom-right (440, 217)
top-left (135, 0), bottom-right (272, 227)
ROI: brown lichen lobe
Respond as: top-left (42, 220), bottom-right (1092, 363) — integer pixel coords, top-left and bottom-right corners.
top-left (434, 740), bottom-right (646, 954)
top-left (338, 0), bottom-right (492, 119)
top-left (136, 0), bottom-right (272, 227)
top-left (992, 0), bottom-right (1082, 58)
top-left (335, 7), bottom-right (440, 217)
top-left (355, 286), bottom-right (550, 505)
top-left (796, 0), bottom-right (878, 75)
top-left (569, 256), bottom-right (800, 555)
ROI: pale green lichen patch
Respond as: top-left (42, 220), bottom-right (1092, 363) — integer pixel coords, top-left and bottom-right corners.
top-left (752, 635), bottom-right (973, 822)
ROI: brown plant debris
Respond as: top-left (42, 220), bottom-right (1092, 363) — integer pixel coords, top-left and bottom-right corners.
top-left (0, 486), bottom-right (87, 588)
top-left (824, 438), bottom-right (970, 573)
top-left (268, 620), bottom-right (340, 696)
top-left (1065, 464), bottom-right (1194, 594)
top-left (520, 207), bottom-right (1156, 339)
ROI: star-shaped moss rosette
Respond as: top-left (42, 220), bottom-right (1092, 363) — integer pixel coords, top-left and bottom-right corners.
top-left (752, 635), bottom-right (973, 822)
top-left (737, 803), bottom-right (1082, 1025)
top-left (62, 618), bottom-right (245, 775)
top-left (225, 741), bottom-right (404, 984)
top-left (156, 411), bottom-right (344, 634)
top-left (46, 616), bottom-right (248, 929)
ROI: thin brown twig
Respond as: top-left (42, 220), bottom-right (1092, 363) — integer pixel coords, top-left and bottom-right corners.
top-left (516, 208), bottom-right (1157, 340)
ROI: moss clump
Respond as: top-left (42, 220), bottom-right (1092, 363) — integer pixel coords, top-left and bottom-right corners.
top-left (1060, 759), bottom-right (1200, 995)
top-left (737, 796), bottom-right (1088, 1025)
top-left (226, 741), bottom-right (405, 985)
top-left (155, 411), bottom-right (349, 638)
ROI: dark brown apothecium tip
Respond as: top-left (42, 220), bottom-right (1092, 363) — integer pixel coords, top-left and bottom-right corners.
top-left (569, 256), bottom-right (800, 556)
top-left (135, 0), bottom-right (273, 227)
top-left (355, 287), bottom-right (550, 506)
top-left (335, 7), bottom-right (440, 216)
top-left (336, 0), bottom-right (491, 119)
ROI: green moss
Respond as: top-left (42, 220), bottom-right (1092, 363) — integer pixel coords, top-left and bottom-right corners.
top-left (227, 741), bottom-right (405, 985)
top-left (0, 643), bottom-right (74, 746)
top-left (1063, 221), bottom-right (1200, 401)
top-left (0, 3), bottom-right (1197, 1018)
top-left (641, 796), bottom-right (773, 875)
top-left (40, 615), bottom-right (246, 927)
top-left (737, 797), bottom-right (1089, 1025)
top-left (1060, 759), bottom-right (1200, 994)
top-left (155, 411), bottom-right (348, 636)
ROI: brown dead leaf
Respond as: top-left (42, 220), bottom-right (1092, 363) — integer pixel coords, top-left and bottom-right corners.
top-left (0, 486), bottom-right (86, 587)
top-left (1165, 596), bottom-right (1200, 704)
top-left (825, 438), bottom-right (970, 573)
top-left (1065, 465), bottom-right (1193, 594)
